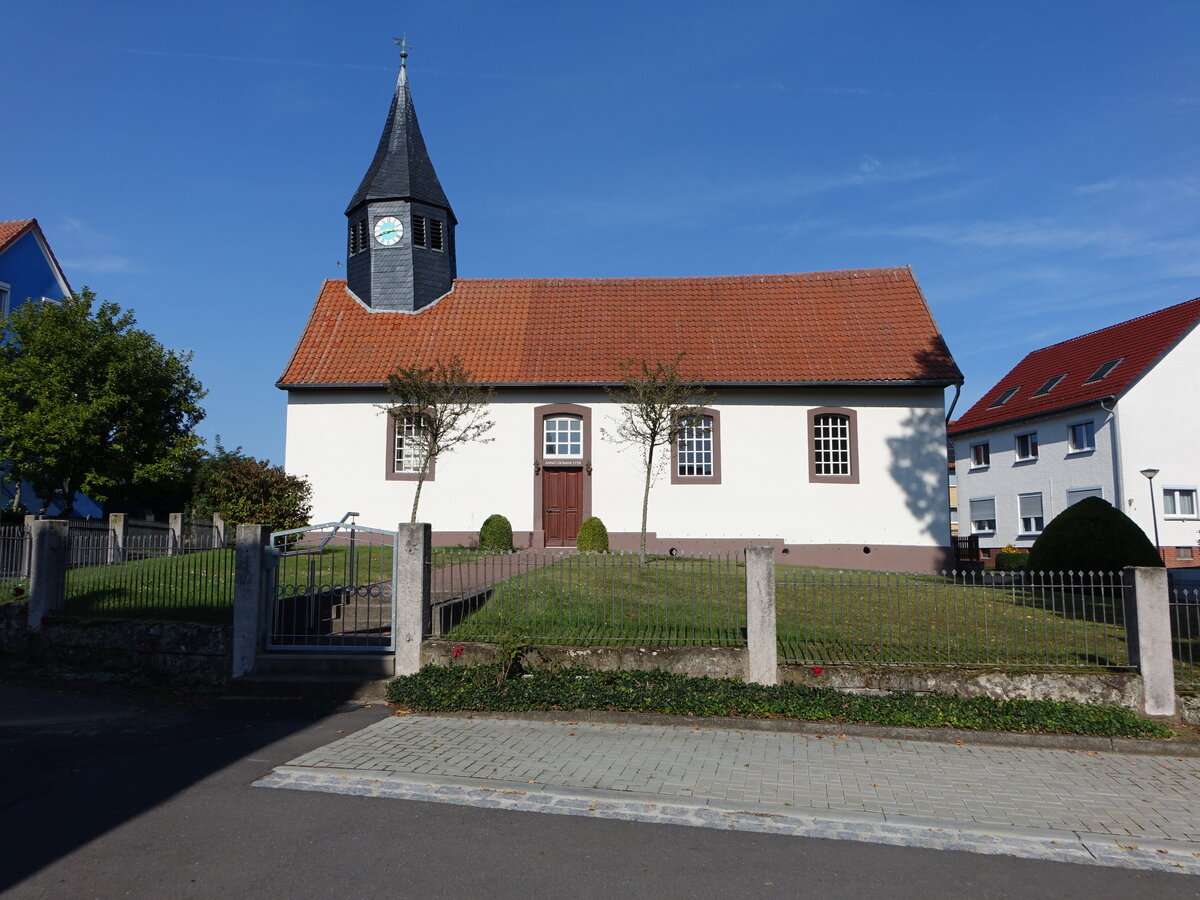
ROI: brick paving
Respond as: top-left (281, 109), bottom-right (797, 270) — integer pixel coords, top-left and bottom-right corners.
top-left (256, 715), bottom-right (1200, 874)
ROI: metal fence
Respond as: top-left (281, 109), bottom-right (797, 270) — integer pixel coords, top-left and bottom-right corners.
top-left (775, 569), bottom-right (1130, 670)
top-left (63, 524), bottom-right (235, 622)
top-left (0, 524), bottom-right (30, 592)
top-left (430, 549), bottom-right (746, 646)
top-left (1170, 579), bottom-right (1200, 690)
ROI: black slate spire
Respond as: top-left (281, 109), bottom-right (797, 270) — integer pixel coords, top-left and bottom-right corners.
top-left (345, 48), bottom-right (457, 312)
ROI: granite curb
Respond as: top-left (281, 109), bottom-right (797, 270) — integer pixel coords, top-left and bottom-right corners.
top-left (405, 707), bottom-right (1200, 757)
top-left (255, 765), bottom-right (1200, 875)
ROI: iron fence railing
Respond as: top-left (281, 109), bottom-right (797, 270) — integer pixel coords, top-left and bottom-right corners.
top-left (0, 524), bottom-right (30, 591)
top-left (1170, 582), bottom-right (1200, 690)
top-left (775, 569), bottom-right (1129, 670)
top-left (63, 527), bottom-right (235, 623)
top-left (430, 549), bottom-right (746, 646)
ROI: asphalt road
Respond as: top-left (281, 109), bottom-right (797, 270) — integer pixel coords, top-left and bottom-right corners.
top-left (1, 675), bottom-right (1197, 899)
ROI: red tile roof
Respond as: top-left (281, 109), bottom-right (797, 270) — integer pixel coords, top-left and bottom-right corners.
top-left (278, 267), bottom-right (961, 388)
top-left (950, 295), bottom-right (1200, 436)
top-left (0, 219), bottom-right (35, 253)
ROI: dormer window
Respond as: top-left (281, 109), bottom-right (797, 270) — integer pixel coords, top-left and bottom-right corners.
top-left (988, 387), bottom-right (1019, 408)
top-left (412, 215), bottom-right (427, 248)
top-left (1084, 358), bottom-right (1123, 383)
top-left (1032, 374), bottom-right (1065, 397)
top-left (430, 218), bottom-right (444, 252)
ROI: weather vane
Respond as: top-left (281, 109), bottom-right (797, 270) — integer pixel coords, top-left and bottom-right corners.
top-left (394, 35), bottom-right (409, 67)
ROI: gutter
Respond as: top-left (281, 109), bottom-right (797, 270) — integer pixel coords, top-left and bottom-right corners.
top-left (277, 378), bottom-right (963, 392)
top-left (944, 382), bottom-right (962, 425)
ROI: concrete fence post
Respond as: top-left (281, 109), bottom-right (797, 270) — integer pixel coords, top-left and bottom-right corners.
top-left (745, 546), bottom-right (778, 686)
top-left (108, 513), bottom-right (127, 564)
top-left (168, 513), bottom-right (183, 557)
top-left (1123, 566), bottom-right (1176, 718)
top-left (394, 522), bottom-right (431, 677)
top-left (28, 519), bottom-right (69, 631)
top-left (232, 524), bottom-right (271, 678)
top-left (212, 513), bottom-right (226, 548)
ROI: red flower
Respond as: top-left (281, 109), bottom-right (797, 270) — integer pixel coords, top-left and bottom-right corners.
top-left (13, 586), bottom-right (24, 597)
top-left (812, 667), bottom-right (823, 676)
top-left (452, 645), bottom-right (464, 658)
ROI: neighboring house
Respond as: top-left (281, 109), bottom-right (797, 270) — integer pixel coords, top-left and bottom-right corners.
top-left (279, 59), bottom-right (964, 569)
top-left (0, 218), bottom-right (101, 518)
top-left (949, 297), bottom-right (1200, 567)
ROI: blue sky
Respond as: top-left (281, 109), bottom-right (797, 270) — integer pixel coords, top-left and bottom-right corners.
top-left (6, 1), bottom-right (1198, 462)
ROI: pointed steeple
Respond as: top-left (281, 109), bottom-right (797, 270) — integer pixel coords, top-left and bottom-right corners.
top-left (345, 44), bottom-right (457, 312)
top-left (346, 56), bottom-right (454, 221)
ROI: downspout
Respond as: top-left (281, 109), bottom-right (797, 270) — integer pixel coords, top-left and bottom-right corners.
top-left (944, 382), bottom-right (962, 425)
top-left (1099, 396), bottom-right (1121, 509)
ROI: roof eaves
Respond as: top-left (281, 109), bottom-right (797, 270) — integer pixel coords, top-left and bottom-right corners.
top-left (279, 377), bottom-right (962, 392)
top-left (949, 396), bottom-right (1116, 438)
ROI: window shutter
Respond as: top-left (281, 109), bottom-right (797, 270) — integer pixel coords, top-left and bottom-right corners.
top-left (1019, 493), bottom-right (1043, 519)
top-left (971, 498), bottom-right (996, 520)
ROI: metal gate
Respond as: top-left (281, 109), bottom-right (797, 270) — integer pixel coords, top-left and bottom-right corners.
top-left (267, 515), bottom-right (397, 651)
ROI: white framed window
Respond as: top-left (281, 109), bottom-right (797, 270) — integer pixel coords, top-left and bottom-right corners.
top-left (1018, 492), bottom-right (1045, 534)
top-left (812, 413), bottom-right (852, 477)
top-left (969, 498), bottom-right (996, 534)
top-left (1163, 488), bottom-right (1198, 519)
top-left (1067, 421), bottom-right (1095, 453)
top-left (544, 415), bottom-right (582, 458)
top-left (1067, 487), bottom-right (1104, 507)
top-left (970, 442), bottom-right (990, 468)
top-left (0, 281), bottom-right (10, 318)
top-left (1015, 432), bottom-right (1038, 461)
top-left (393, 413), bottom-right (428, 473)
top-left (676, 415), bottom-right (714, 477)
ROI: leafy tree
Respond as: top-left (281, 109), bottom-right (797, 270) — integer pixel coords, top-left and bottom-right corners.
top-left (383, 356), bottom-right (495, 523)
top-left (0, 289), bottom-right (205, 516)
top-left (190, 440), bottom-right (312, 532)
top-left (603, 357), bottom-right (714, 558)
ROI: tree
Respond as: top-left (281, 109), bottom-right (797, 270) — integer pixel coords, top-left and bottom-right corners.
top-left (0, 289), bottom-right (205, 516)
top-left (603, 358), bottom-right (714, 558)
top-left (190, 440), bottom-right (312, 532)
top-left (383, 356), bottom-right (495, 523)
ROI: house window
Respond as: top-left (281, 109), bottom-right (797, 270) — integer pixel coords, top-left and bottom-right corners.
top-left (430, 219), bottom-right (444, 252)
top-left (384, 412), bottom-right (434, 482)
top-left (988, 387), bottom-right (1020, 408)
top-left (1163, 488), bottom-right (1198, 518)
top-left (1032, 374), bottom-right (1066, 397)
top-left (1068, 421), bottom-right (1095, 452)
top-left (1015, 432), bottom-right (1038, 461)
top-left (970, 498), bottom-right (996, 534)
top-left (970, 443), bottom-right (990, 468)
top-left (1067, 487), bottom-right (1104, 506)
top-left (1177, 546), bottom-right (1194, 562)
top-left (807, 408), bottom-right (859, 484)
top-left (412, 215), bottom-right (427, 248)
top-left (544, 415), bottom-right (582, 458)
top-left (1084, 357), bottom-right (1123, 383)
top-left (1018, 492), bottom-right (1045, 534)
top-left (672, 409), bottom-right (721, 484)
top-left (0, 282), bottom-right (9, 318)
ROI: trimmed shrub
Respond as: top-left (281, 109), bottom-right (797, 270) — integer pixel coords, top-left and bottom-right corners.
top-left (576, 516), bottom-right (609, 552)
top-left (1027, 496), bottom-right (1162, 574)
top-left (994, 544), bottom-right (1029, 572)
top-left (478, 514), bottom-right (513, 552)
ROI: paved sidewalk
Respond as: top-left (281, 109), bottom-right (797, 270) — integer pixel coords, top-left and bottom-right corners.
top-left (255, 714), bottom-right (1200, 875)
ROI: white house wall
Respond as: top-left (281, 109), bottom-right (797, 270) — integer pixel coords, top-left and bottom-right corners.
top-left (1117, 323), bottom-right (1200, 554)
top-left (954, 410), bottom-right (1117, 550)
top-left (285, 386), bottom-right (952, 567)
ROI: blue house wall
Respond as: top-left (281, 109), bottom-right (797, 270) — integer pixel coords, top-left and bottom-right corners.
top-left (0, 230), bottom-right (70, 315)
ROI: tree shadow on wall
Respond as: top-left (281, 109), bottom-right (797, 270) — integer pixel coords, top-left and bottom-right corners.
top-left (885, 406), bottom-right (951, 553)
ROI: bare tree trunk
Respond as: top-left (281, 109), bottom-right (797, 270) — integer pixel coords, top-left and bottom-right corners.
top-left (410, 473), bottom-right (425, 524)
top-left (10, 480), bottom-right (21, 512)
top-left (639, 445), bottom-right (655, 562)
top-left (60, 477), bottom-right (74, 518)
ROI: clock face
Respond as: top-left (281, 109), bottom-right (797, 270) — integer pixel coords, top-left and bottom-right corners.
top-left (374, 216), bottom-right (404, 246)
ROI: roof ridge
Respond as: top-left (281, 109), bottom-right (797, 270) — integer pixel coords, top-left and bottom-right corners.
top-left (1026, 295), bottom-right (1200, 357)
top-left (447, 267), bottom-right (912, 285)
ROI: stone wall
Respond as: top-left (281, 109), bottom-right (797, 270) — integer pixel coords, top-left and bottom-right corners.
top-left (422, 639), bottom-right (746, 679)
top-left (0, 602), bottom-right (29, 655)
top-left (30, 617), bottom-right (232, 689)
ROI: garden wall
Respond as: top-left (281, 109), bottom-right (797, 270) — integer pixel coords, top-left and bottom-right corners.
top-left (0, 602), bottom-right (29, 654)
top-left (29, 617), bottom-right (232, 689)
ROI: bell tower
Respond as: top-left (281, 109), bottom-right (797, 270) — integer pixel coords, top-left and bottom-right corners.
top-left (345, 41), bottom-right (456, 311)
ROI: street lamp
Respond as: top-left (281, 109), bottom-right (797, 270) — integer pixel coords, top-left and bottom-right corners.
top-left (1140, 468), bottom-right (1162, 562)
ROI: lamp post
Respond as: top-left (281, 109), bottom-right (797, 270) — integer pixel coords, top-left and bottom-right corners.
top-left (1140, 467), bottom-right (1162, 562)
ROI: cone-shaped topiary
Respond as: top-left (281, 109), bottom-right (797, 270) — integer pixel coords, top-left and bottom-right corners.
top-left (478, 514), bottom-right (513, 552)
top-left (1027, 496), bottom-right (1162, 574)
top-left (576, 516), bottom-right (609, 552)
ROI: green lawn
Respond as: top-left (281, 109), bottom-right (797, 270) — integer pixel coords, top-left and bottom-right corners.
top-left (443, 556), bottom-right (1141, 671)
top-left (64, 548), bottom-right (237, 624)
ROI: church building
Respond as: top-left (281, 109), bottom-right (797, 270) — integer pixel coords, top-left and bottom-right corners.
top-left (279, 52), bottom-right (963, 569)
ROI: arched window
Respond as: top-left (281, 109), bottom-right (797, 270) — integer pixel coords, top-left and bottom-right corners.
top-left (807, 407), bottom-right (858, 484)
